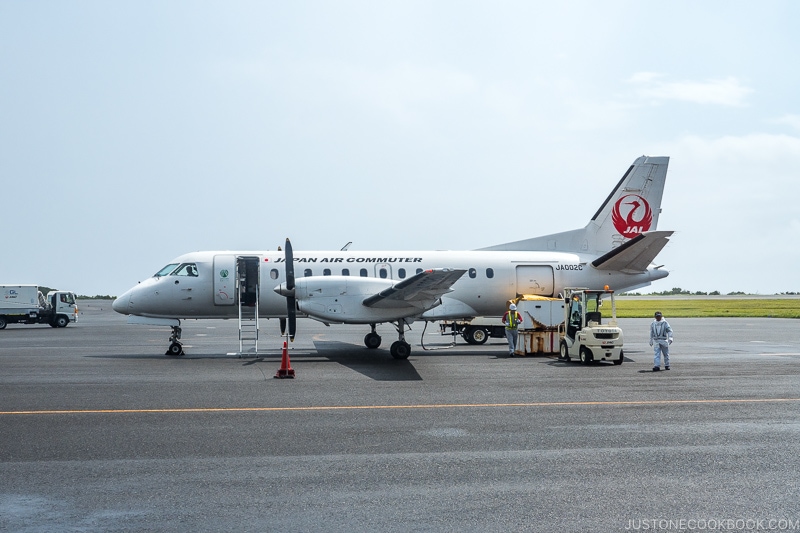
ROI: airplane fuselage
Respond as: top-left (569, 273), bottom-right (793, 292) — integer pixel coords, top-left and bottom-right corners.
top-left (113, 249), bottom-right (667, 322)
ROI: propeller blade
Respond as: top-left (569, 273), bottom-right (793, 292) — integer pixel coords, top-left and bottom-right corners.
top-left (285, 238), bottom-right (295, 290)
top-left (284, 238), bottom-right (296, 341)
top-left (287, 302), bottom-right (296, 341)
top-left (279, 318), bottom-right (286, 336)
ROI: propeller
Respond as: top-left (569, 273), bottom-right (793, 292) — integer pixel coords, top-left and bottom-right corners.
top-left (283, 238), bottom-right (296, 341)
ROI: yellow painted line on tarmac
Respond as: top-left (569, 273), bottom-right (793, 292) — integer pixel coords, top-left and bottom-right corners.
top-left (2, 397), bottom-right (800, 416)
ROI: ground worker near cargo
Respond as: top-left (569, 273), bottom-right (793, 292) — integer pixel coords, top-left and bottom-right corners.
top-left (502, 303), bottom-right (523, 357)
top-left (649, 311), bottom-right (673, 371)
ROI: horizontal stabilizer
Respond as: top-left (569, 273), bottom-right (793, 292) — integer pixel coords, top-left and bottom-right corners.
top-left (591, 231), bottom-right (673, 273)
top-left (363, 268), bottom-right (466, 309)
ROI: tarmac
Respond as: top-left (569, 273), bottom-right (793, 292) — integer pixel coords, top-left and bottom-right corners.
top-left (2, 301), bottom-right (800, 532)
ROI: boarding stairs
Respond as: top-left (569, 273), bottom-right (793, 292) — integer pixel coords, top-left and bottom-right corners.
top-left (237, 284), bottom-right (259, 355)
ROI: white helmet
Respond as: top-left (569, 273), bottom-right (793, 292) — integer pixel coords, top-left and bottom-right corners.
top-left (509, 304), bottom-right (517, 310)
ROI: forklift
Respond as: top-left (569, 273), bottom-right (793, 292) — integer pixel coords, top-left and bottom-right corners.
top-left (558, 287), bottom-right (624, 365)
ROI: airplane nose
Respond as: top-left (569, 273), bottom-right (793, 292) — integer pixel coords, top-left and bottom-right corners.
top-left (112, 291), bottom-right (131, 314)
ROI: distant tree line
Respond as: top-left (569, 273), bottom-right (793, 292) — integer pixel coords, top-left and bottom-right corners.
top-left (34, 286), bottom-right (116, 299)
top-left (621, 287), bottom-right (799, 296)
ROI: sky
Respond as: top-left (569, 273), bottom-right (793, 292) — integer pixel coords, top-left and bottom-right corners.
top-left (2, 1), bottom-right (799, 297)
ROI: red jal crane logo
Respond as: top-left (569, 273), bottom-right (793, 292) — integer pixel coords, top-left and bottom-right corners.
top-left (612, 194), bottom-right (652, 239)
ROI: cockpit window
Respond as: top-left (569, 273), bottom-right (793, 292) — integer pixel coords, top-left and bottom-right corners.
top-left (173, 263), bottom-right (199, 277)
top-left (155, 263), bottom-right (179, 277)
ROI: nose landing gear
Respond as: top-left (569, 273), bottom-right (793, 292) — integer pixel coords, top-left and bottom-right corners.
top-left (166, 324), bottom-right (184, 356)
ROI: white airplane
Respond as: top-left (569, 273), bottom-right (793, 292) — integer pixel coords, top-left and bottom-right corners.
top-left (113, 155), bottom-right (672, 359)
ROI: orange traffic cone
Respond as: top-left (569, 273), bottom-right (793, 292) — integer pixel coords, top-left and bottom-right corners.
top-left (274, 340), bottom-right (295, 379)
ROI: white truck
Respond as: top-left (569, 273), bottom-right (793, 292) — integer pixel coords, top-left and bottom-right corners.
top-left (0, 285), bottom-right (79, 329)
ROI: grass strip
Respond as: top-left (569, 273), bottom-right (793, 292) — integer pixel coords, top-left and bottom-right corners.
top-left (615, 299), bottom-right (800, 319)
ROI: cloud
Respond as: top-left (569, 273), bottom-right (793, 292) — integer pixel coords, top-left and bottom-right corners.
top-left (329, 62), bottom-right (479, 124)
top-left (662, 133), bottom-right (800, 217)
top-left (673, 132), bottom-right (800, 166)
top-left (652, 132), bottom-right (800, 293)
top-left (769, 114), bottom-right (800, 131)
top-left (627, 72), bottom-right (753, 107)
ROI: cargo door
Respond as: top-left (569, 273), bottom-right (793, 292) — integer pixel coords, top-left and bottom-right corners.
top-left (214, 255), bottom-right (237, 305)
top-left (515, 265), bottom-right (554, 296)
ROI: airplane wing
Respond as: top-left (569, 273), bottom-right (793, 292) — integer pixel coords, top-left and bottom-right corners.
top-left (362, 268), bottom-right (466, 309)
top-left (591, 231), bottom-right (673, 273)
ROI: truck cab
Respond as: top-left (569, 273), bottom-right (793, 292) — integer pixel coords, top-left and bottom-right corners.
top-left (45, 291), bottom-right (79, 327)
top-left (558, 287), bottom-right (624, 365)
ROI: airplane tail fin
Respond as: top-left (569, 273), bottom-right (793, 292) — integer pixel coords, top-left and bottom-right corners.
top-left (478, 155), bottom-right (670, 257)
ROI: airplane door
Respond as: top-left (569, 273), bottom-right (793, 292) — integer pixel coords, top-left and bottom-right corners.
top-left (214, 255), bottom-right (236, 305)
top-left (238, 256), bottom-right (260, 306)
top-left (515, 265), bottom-right (554, 296)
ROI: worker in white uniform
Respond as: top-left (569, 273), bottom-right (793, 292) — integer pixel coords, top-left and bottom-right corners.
top-left (649, 311), bottom-right (673, 371)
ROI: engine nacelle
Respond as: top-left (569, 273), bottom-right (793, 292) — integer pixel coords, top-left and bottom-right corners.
top-left (289, 276), bottom-right (425, 324)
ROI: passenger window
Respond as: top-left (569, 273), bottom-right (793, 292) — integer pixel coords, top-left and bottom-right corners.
top-left (486, 268), bottom-right (494, 279)
top-left (304, 269), bottom-right (312, 277)
top-left (398, 268), bottom-right (406, 279)
top-left (270, 269), bottom-right (279, 280)
top-left (416, 268), bottom-right (423, 275)
top-left (323, 269), bottom-right (331, 276)
top-left (469, 268), bottom-right (477, 279)
top-left (342, 269), bottom-right (350, 276)
top-left (360, 269), bottom-right (368, 277)
top-left (379, 268), bottom-right (388, 279)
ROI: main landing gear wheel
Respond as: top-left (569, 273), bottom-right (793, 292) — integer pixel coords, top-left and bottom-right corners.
top-left (390, 341), bottom-right (411, 360)
top-left (365, 332), bottom-right (382, 349)
top-left (463, 327), bottom-right (488, 345)
top-left (389, 320), bottom-right (412, 359)
top-left (365, 323), bottom-right (381, 349)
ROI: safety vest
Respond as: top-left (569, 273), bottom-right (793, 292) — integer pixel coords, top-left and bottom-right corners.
top-left (505, 311), bottom-right (520, 329)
